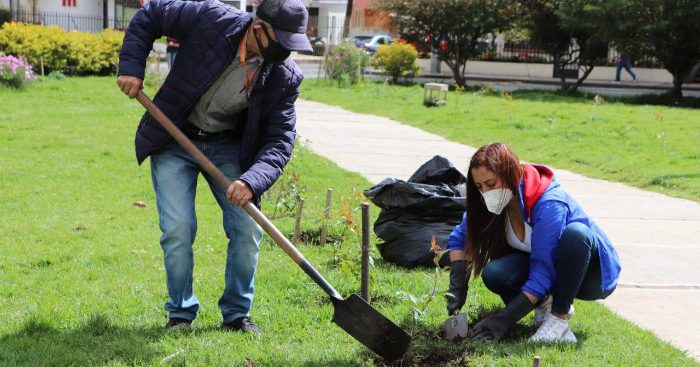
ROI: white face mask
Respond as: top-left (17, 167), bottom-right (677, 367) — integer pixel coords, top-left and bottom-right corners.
top-left (481, 188), bottom-right (513, 215)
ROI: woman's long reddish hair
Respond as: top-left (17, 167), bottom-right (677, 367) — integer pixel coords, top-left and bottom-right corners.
top-left (466, 143), bottom-right (523, 276)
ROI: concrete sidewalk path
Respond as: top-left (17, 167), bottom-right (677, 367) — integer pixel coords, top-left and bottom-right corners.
top-left (295, 99), bottom-right (700, 361)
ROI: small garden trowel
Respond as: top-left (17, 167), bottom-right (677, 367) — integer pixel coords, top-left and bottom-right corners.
top-left (444, 312), bottom-right (468, 341)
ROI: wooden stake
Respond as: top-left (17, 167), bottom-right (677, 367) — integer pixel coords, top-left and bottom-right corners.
top-left (292, 198), bottom-right (305, 244)
top-left (533, 356), bottom-right (542, 367)
top-left (152, 52), bottom-right (160, 87)
top-left (316, 51), bottom-right (325, 84)
top-left (357, 55), bottom-right (362, 82)
top-left (40, 55), bottom-right (44, 81)
top-left (361, 202), bottom-right (370, 303)
top-left (319, 188), bottom-right (333, 245)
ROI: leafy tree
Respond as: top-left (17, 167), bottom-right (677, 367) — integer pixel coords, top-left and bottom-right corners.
top-left (375, 0), bottom-right (515, 87)
top-left (596, 0), bottom-right (700, 98)
top-left (519, 0), bottom-right (608, 92)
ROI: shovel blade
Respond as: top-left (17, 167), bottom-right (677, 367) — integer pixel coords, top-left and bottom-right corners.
top-left (331, 294), bottom-right (411, 362)
top-left (444, 313), bottom-right (468, 341)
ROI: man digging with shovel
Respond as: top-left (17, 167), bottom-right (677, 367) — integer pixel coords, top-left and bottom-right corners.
top-left (116, 0), bottom-right (312, 332)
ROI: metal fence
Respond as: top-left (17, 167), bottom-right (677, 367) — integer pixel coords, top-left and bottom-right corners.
top-left (474, 41), bottom-right (554, 64)
top-left (9, 9), bottom-right (131, 33)
top-left (473, 40), bottom-right (661, 68)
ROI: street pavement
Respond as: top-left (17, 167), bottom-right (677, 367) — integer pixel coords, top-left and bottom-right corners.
top-left (291, 53), bottom-right (700, 98)
top-left (294, 98), bottom-right (700, 361)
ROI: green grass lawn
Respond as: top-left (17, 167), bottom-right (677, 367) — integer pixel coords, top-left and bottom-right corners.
top-left (1, 77), bottom-right (697, 366)
top-left (301, 81), bottom-right (700, 202)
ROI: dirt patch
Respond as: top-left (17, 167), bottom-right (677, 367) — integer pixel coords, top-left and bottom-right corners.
top-left (372, 308), bottom-right (514, 366)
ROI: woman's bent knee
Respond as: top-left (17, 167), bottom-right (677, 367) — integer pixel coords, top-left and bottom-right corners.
top-left (481, 262), bottom-right (508, 293)
top-left (559, 222), bottom-right (594, 253)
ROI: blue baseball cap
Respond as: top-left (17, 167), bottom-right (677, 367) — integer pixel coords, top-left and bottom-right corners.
top-left (256, 0), bottom-right (313, 52)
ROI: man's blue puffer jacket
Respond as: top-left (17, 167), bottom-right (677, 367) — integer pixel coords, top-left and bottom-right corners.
top-left (118, 0), bottom-right (303, 200)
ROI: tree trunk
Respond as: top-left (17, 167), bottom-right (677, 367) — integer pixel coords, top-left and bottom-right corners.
top-left (451, 65), bottom-right (466, 88)
top-left (444, 59), bottom-right (466, 88)
top-left (559, 76), bottom-right (569, 91)
top-left (672, 73), bottom-right (684, 98)
top-left (570, 65), bottom-right (595, 92)
top-left (553, 61), bottom-right (570, 91)
top-left (342, 0), bottom-right (353, 39)
top-left (558, 71), bottom-right (570, 91)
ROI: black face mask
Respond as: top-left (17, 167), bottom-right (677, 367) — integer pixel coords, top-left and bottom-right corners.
top-left (254, 26), bottom-right (291, 64)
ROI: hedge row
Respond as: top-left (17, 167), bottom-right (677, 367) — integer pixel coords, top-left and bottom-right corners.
top-left (0, 22), bottom-right (123, 76)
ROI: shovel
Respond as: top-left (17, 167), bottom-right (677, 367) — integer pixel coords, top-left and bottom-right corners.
top-left (444, 312), bottom-right (468, 341)
top-left (134, 91), bottom-right (411, 362)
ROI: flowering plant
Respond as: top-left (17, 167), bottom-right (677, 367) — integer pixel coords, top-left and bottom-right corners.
top-left (0, 55), bottom-right (35, 88)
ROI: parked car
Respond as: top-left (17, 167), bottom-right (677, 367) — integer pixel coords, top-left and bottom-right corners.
top-left (399, 32), bottom-right (430, 58)
top-left (349, 35), bottom-right (374, 47)
top-left (350, 34), bottom-right (393, 55)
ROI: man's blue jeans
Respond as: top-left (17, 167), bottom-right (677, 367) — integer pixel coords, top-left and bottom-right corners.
top-left (150, 135), bottom-right (263, 323)
top-left (481, 222), bottom-right (614, 315)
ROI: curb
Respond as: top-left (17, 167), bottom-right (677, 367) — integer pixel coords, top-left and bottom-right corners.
top-left (367, 70), bottom-right (700, 92)
top-left (451, 74), bottom-right (700, 92)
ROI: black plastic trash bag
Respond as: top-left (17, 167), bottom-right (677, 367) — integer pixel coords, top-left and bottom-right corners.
top-left (364, 156), bottom-right (466, 268)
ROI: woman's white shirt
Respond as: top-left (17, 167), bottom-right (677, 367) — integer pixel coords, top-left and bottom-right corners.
top-left (505, 214), bottom-right (532, 253)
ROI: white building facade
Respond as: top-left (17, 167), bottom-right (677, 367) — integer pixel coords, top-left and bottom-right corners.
top-left (299, 0), bottom-right (346, 45)
top-left (2, 0), bottom-right (347, 45)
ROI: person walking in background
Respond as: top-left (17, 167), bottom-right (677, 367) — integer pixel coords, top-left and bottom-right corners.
top-left (615, 53), bottom-right (637, 81)
top-left (444, 143), bottom-right (621, 343)
top-left (116, 0), bottom-right (313, 333)
top-left (165, 37), bottom-right (179, 68)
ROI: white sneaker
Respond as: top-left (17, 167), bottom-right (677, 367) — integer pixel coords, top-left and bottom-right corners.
top-left (530, 313), bottom-right (577, 343)
top-left (534, 295), bottom-right (552, 327)
top-left (534, 296), bottom-right (575, 328)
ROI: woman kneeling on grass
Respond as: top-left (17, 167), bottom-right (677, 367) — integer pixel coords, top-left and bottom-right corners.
top-left (445, 142), bottom-right (621, 343)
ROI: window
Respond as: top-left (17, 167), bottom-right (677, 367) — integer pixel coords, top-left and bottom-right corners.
top-left (221, 1), bottom-right (240, 8)
top-left (115, 0), bottom-right (141, 29)
top-left (307, 7), bottom-right (318, 37)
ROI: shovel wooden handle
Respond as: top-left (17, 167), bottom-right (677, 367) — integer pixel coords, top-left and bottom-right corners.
top-left (135, 91), bottom-right (307, 264)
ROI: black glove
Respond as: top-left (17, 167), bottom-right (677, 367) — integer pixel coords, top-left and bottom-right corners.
top-left (472, 293), bottom-right (536, 341)
top-left (445, 260), bottom-right (470, 315)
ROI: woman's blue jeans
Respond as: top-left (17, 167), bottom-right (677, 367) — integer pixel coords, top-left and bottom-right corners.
top-left (481, 222), bottom-right (613, 314)
top-left (150, 135), bottom-right (262, 323)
